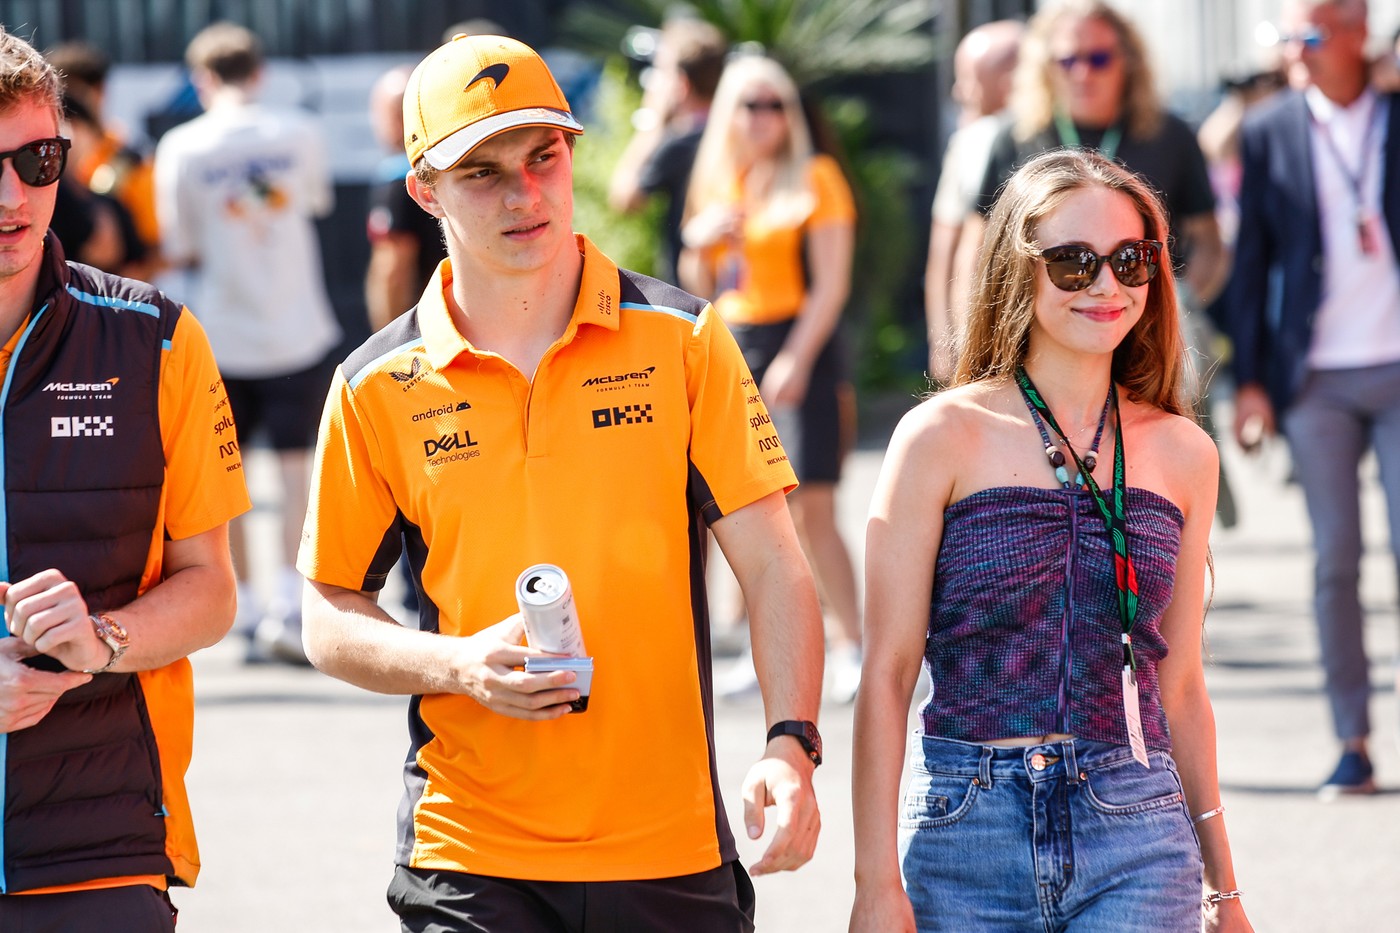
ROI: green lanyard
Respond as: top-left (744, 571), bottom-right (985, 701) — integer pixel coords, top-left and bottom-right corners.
top-left (1054, 112), bottom-right (1123, 162)
top-left (1015, 367), bottom-right (1139, 670)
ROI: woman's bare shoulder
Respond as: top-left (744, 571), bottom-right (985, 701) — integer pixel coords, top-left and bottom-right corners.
top-left (885, 383), bottom-right (1007, 459)
top-left (1125, 401), bottom-right (1219, 510)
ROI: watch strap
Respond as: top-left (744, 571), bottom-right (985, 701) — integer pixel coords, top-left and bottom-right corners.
top-left (82, 613), bottom-right (129, 674)
top-left (766, 719), bottom-right (822, 767)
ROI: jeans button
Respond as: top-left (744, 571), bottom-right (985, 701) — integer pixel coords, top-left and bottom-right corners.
top-left (1031, 753), bottom-right (1047, 771)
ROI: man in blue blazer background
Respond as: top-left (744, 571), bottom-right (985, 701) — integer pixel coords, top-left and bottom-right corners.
top-left (1227, 0), bottom-right (1400, 798)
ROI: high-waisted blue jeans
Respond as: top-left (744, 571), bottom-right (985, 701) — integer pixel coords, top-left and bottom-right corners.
top-left (898, 736), bottom-right (1202, 932)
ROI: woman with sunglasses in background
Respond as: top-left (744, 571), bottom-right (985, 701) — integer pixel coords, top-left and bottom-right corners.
top-left (679, 54), bottom-right (864, 704)
top-left (850, 149), bottom-right (1253, 933)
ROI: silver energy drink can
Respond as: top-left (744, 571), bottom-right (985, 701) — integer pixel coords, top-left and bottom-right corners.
top-left (515, 564), bottom-right (586, 657)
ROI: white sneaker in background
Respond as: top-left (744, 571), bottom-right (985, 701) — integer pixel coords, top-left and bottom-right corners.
top-left (715, 648), bottom-right (761, 700)
top-left (250, 605), bottom-right (311, 666)
top-left (827, 643), bottom-right (863, 705)
top-left (232, 582), bottom-right (263, 640)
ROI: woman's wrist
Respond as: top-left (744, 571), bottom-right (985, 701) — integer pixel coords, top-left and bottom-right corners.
top-left (1202, 888), bottom-right (1243, 909)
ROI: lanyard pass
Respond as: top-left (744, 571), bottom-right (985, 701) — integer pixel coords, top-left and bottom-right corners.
top-left (1356, 208), bottom-right (1380, 255)
top-left (1121, 634), bottom-right (1149, 768)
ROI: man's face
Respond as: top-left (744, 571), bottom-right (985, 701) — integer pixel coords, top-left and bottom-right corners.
top-left (1048, 16), bottom-right (1126, 127)
top-left (1281, 1), bottom-right (1368, 89)
top-left (410, 126), bottom-right (575, 278)
top-left (0, 96), bottom-right (60, 288)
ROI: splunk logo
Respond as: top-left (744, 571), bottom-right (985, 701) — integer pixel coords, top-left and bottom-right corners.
top-left (581, 366), bottom-right (655, 389)
top-left (592, 403), bottom-right (654, 428)
top-left (411, 400), bottom-right (471, 422)
top-left (51, 415), bottom-right (114, 437)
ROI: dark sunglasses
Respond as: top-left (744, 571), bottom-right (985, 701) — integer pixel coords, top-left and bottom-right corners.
top-left (1039, 239), bottom-right (1162, 291)
top-left (741, 99), bottom-right (785, 114)
top-left (0, 137), bottom-right (70, 187)
top-left (1055, 49), bottom-right (1117, 71)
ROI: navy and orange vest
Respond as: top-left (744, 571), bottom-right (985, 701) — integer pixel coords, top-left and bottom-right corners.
top-left (1, 235), bottom-right (178, 892)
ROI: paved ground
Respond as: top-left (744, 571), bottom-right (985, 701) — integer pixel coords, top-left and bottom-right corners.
top-left (172, 396), bottom-right (1399, 932)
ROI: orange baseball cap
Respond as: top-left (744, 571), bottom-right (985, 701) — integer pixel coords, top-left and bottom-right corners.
top-left (403, 34), bottom-right (584, 171)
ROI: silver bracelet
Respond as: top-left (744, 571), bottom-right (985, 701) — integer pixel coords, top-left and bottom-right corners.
top-left (1202, 889), bottom-right (1243, 908)
top-left (1192, 804), bottom-right (1225, 824)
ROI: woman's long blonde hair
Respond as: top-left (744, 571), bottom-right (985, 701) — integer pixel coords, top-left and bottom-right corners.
top-left (1011, 0), bottom-right (1163, 142)
top-left (684, 54), bottom-right (816, 229)
top-left (954, 148), bottom-right (1187, 416)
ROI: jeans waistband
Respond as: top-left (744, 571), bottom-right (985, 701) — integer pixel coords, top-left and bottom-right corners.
top-left (910, 734), bottom-right (1169, 786)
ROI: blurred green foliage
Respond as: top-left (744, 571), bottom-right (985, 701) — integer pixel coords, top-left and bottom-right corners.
top-left (571, 57), bottom-right (665, 275)
top-left (564, 0), bottom-right (937, 392)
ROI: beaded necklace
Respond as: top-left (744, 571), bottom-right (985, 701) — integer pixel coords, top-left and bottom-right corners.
top-left (1017, 378), bottom-right (1112, 488)
top-left (1014, 366), bottom-right (1150, 767)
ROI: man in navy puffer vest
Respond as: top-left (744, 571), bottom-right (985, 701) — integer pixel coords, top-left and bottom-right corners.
top-left (0, 26), bottom-right (250, 931)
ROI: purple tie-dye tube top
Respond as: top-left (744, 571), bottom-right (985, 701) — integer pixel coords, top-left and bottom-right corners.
top-left (919, 485), bottom-right (1184, 750)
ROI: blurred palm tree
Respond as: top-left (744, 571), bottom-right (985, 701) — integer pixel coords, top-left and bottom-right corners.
top-left (563, 0), bottom-right (937, 84)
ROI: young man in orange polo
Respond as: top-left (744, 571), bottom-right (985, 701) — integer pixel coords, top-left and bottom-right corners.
top-left (0, 27), bottom-right (249, 930)
top-left (298, 34), bottom-right (825, 931)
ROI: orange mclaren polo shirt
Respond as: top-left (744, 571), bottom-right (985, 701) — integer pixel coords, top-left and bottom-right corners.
top-left (299, 234), bottom-right (795, 882)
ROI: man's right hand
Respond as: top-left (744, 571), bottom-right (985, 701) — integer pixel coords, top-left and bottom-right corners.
top-left (0, 637), bottom-right (91, 733)
top-left (450, 615), bottom-right (581, 720)
top-left (1232, 383), bottom-right (1276, 452)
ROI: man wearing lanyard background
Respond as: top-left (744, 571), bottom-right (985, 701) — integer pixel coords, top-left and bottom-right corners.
top-left (965, 0), bottom-right (1226, 319)
top-left (1226, 0), bottom-right (1400, 798)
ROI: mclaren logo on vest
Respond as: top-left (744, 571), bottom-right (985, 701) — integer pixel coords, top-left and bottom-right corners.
top-left (52, 415), bottom-right (115, 437)
top-left (44, 376), bottom-right (119, 400)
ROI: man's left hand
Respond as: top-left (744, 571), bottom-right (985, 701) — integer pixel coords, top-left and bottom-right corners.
top-left (0, 570), bottom-right (109, 673)
top-left (741, 739), bottom-right (820, 876)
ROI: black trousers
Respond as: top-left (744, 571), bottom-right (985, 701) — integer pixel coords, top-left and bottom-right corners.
top-left (388, 862), bottom-right (756, 933)
top-left (0, 885), bottom-right (176, 933)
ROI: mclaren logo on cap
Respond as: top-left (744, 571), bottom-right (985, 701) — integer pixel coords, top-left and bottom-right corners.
top-left (467, 63), bottom-right (510, 91)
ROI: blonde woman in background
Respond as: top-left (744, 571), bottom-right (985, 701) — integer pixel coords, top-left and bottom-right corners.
top-left (680, 54), bottom-right (862, 703)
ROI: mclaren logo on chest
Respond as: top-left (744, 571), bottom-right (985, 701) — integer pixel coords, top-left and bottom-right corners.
top-left (44, 377), bottom-right (119, 401)
top-left (581, 366), bottom-right (656, 389)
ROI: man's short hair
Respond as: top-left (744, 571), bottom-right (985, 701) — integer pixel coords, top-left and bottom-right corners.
top-left (185, 21), bottom-right (264, 85)
top-left (45, 41), bottom-right (110, 92)
top-left (663, 19), bottom-right (728, 102)
top-left (0, 27), bottom-right (63, 121)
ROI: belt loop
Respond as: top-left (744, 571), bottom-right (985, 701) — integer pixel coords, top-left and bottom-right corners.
top-left (1062, 739), bottom-right (1080, 784)
top-left (979, 746), bottom-right (994, 788)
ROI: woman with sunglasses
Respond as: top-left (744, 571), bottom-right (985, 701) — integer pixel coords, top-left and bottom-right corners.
top-left (679, 54), bottom-right (864, 703)
top-left (850, 149), bottom-right (1253, 933)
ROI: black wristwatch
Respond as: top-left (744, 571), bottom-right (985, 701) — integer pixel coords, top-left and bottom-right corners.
top-left (766, 720), bottom-right (822, 767)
